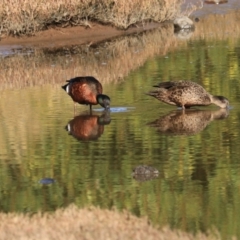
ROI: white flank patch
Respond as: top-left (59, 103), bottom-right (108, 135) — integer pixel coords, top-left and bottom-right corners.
top-left (66, 84), bottom-right (70, 93)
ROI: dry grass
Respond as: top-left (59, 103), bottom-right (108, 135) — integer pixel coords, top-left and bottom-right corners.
top-left (0, 205), bottom-right (229, 240)
top-left (0, 0), bottom-right (183, 36)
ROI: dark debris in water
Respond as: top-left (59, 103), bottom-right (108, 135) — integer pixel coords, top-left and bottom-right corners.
top-left (39, 178), bottom-right (55, 185)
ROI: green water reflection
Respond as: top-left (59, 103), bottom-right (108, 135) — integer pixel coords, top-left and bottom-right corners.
top-left (1, 29), bottom-right (240, 239)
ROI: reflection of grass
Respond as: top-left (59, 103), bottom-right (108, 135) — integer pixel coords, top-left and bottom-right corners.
top-left (193, 10), bottom-right (240, 40)
top-left (0, 205), bottom-right (224, 240)
top-left (0, 0), bottom-right (183, 36)
top-left (0, 24), bottom-right (180, 90)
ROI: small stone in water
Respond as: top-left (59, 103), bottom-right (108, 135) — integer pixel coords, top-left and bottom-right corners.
top-left (132, 165), bottom-right (159, 175)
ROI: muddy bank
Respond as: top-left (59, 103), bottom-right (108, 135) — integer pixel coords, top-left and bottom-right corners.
top-left (0, 22), bottom-right (165, 51)
top-left (0, 0), bottom-right (240, 53)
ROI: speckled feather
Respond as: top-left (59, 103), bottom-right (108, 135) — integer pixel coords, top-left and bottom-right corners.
top-left (148, 81), bottom-right (212, 108)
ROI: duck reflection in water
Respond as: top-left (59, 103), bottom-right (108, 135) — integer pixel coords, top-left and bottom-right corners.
top-left (65, 111), bottom-right (111, 141)
top-left (147, 108), bottom-right (229, 136)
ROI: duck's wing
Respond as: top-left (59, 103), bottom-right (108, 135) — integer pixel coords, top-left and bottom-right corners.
top-left (153, 81), bottom-right (197, 89)
top-left (153, 81), bottom-right (177, 89)
top-left (66, 77), bottom-right (85, 83)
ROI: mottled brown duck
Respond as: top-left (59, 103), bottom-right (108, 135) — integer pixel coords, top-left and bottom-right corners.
top-left (62, 76), bottom-right (110, 112)
top-left (147, 81), bottom-right (229, 109)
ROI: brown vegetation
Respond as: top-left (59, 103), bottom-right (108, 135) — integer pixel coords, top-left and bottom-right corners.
top-left (0, 205), bottom-right (227, 240)
top-left (0, 0), bottom-right (183, 37)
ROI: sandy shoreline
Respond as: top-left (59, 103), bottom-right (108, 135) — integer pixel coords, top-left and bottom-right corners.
top-left (0, 0), bottom-right (240, 53)
top-left (0, 22), bottom-right (167, 51)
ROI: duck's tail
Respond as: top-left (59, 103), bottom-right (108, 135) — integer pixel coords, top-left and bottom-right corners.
top-left (145, 91), bottom-right (159, 97)
top-left (153, 82), bottom-right (175, 89)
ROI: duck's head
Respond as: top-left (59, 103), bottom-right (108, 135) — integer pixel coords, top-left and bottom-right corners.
top-left (97, 94), bottom-right (111, 110)
top-left (212, 96), bottom-right (229, 109)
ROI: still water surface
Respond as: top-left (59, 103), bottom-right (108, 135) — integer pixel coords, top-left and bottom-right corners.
top-left (1, 14), bottom-right (240, 240)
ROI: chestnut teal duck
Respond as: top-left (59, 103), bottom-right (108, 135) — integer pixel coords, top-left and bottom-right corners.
top-left (62, 76), bottom-right (110, 112)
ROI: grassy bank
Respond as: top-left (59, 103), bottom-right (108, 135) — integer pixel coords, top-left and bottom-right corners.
top-left (0, 205), bottom-right (228, 240)
top-left (0, 0), bottom-right (183, 37)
